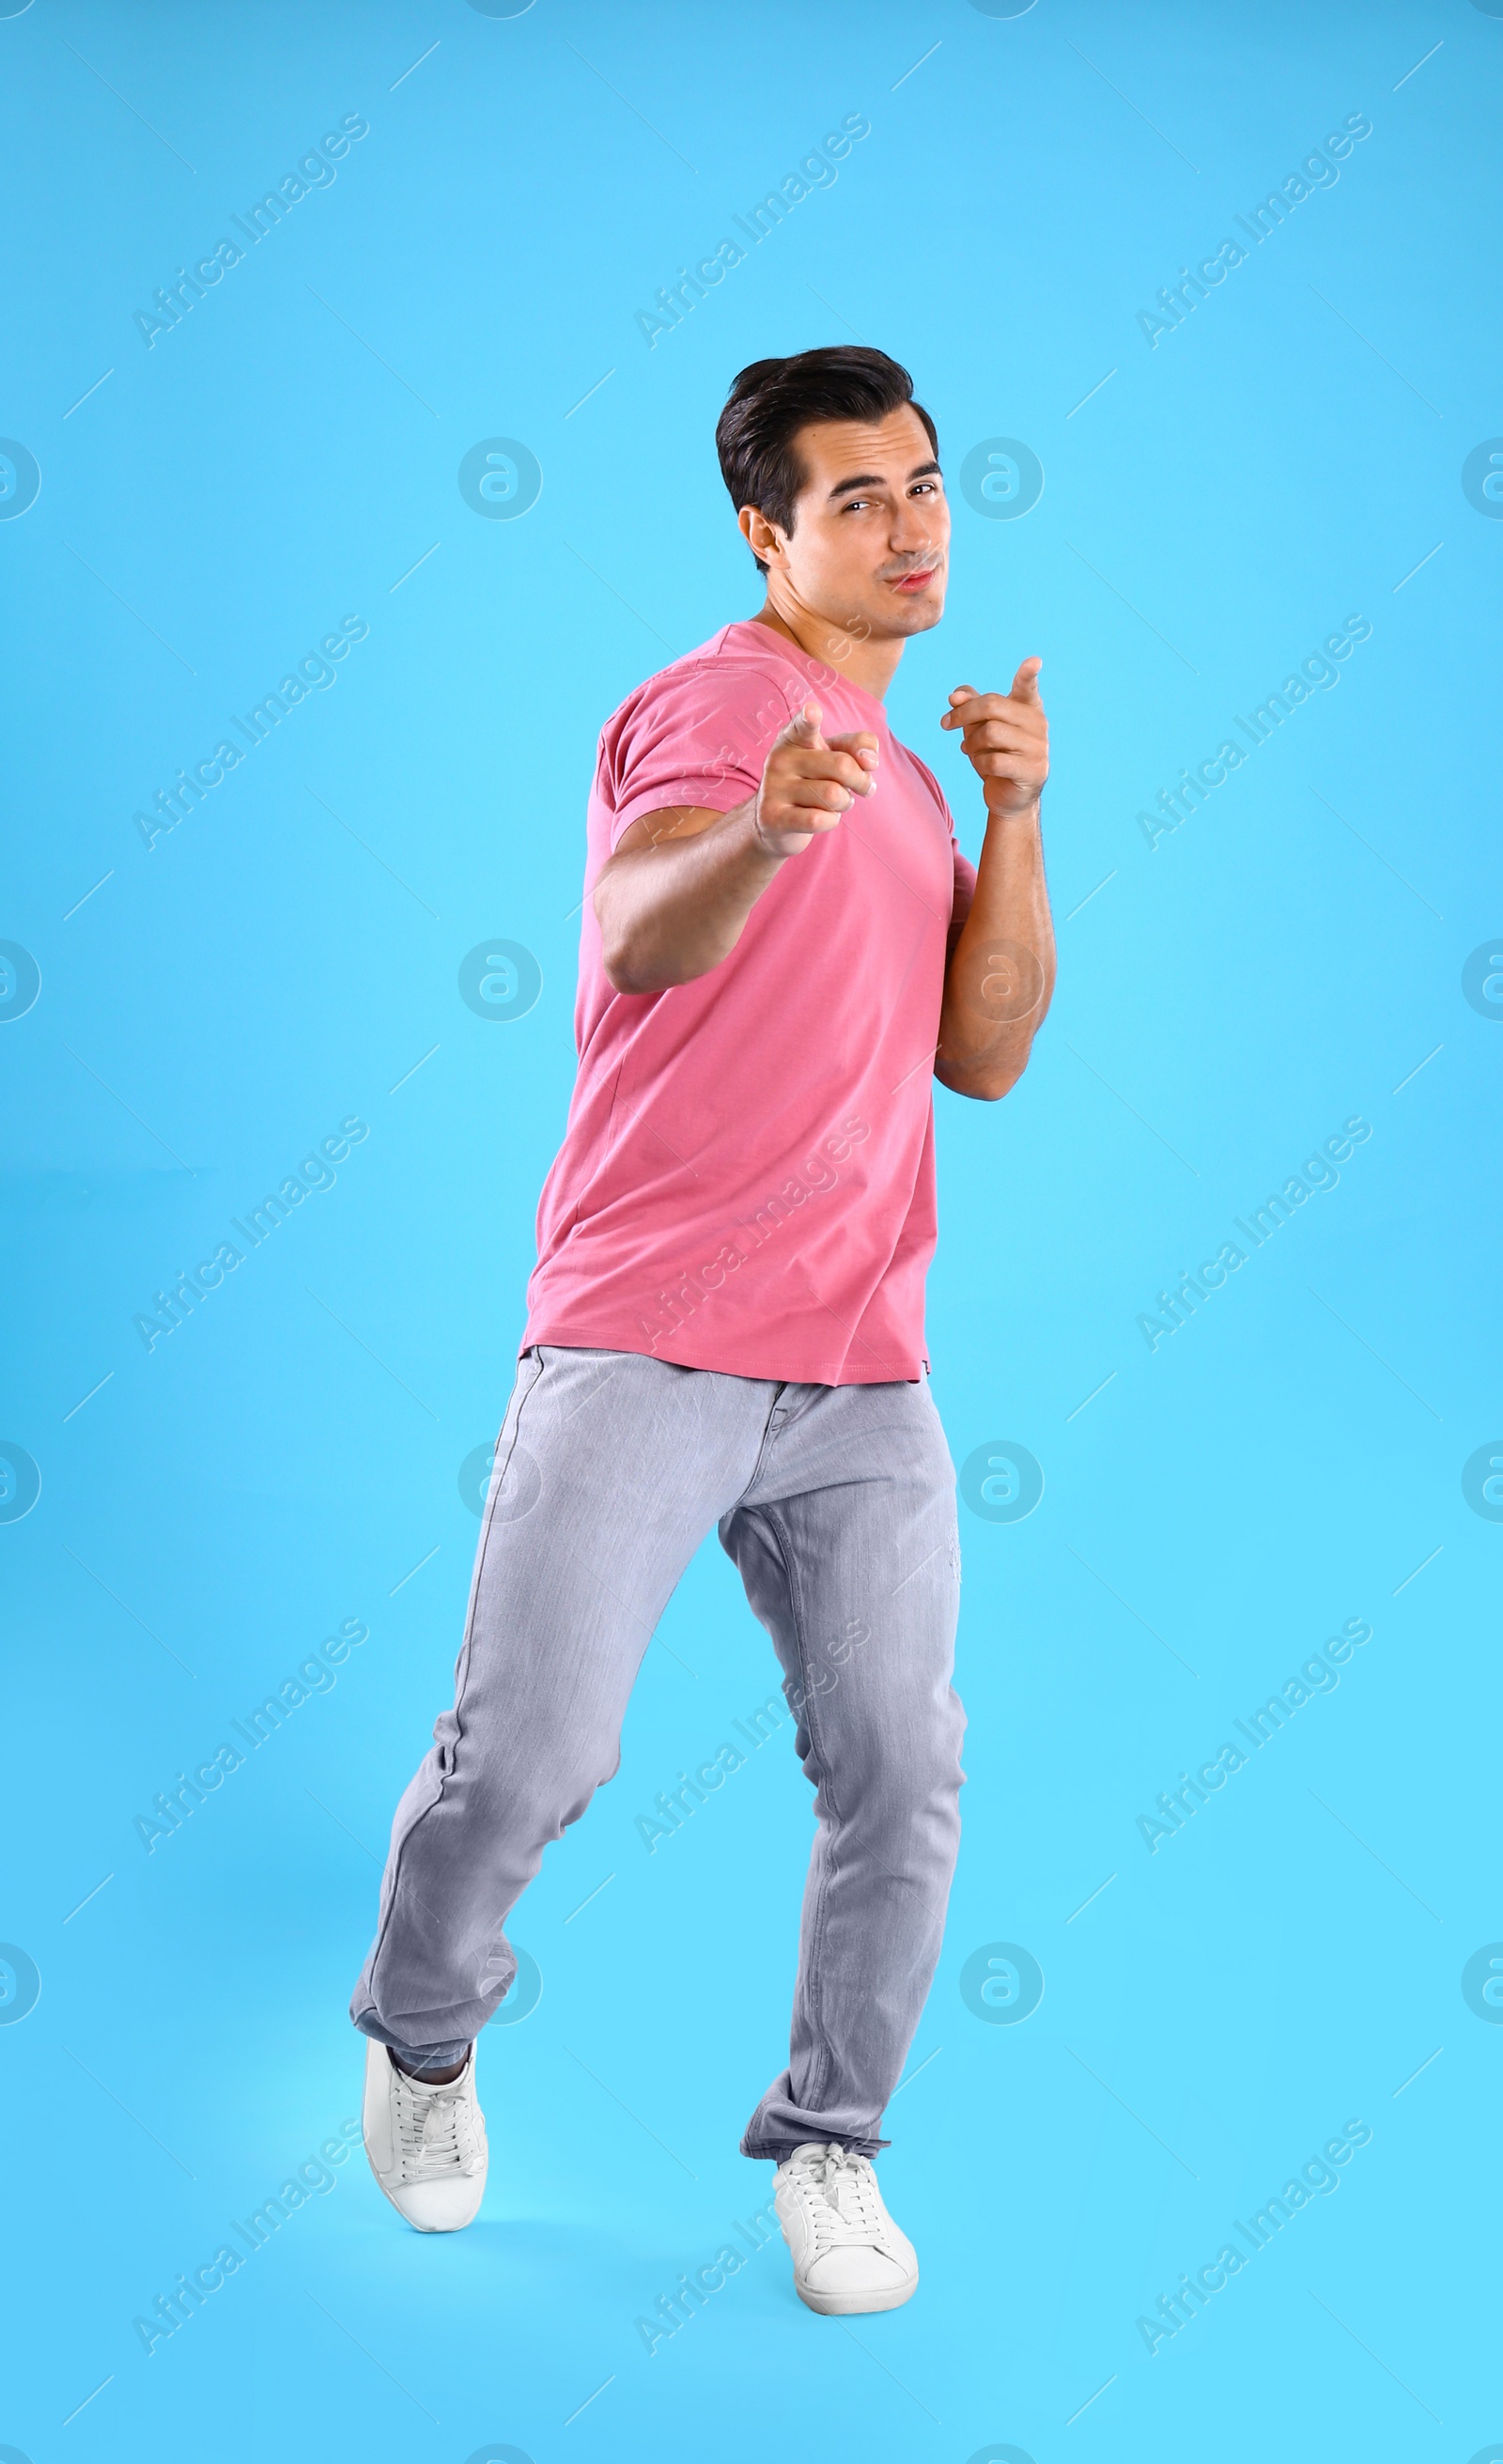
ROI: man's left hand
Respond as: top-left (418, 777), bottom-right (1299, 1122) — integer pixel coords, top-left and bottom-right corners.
top-left (940, 659), bottom-right (1049, 817)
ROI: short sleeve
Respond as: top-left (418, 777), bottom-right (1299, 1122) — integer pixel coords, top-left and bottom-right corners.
top-left (903, 745), bottom-right (958, 839)
top-left (899, 745), bottom-right (974, 921)
top-left (603, 658), bottom-right (798, 851)
top-left (952, 841), bottom-right (978, 917)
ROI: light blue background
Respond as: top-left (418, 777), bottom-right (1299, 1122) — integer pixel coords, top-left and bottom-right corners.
top-left (4, 3), bottom-right (1500, 2458)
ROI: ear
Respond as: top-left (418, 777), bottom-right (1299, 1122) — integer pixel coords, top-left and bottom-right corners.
top-left (739, 504), bottom-right (782, 565)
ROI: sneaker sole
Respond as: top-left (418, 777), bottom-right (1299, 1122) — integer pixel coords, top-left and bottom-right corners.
top-left (793, 2269), bottom-right (919, 2316)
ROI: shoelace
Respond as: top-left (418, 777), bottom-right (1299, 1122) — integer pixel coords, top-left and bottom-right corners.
top-left (395, 2069), bottom-right (480, 2181)
top-left (787, 2144), bottom-right (889, 2247)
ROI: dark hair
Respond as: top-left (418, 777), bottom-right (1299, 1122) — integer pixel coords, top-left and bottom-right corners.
top-left (716, 347), bottom-right (938, 574)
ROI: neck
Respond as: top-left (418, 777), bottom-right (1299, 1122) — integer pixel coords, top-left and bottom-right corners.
top-left (750, 597), bottom-right (905, 701)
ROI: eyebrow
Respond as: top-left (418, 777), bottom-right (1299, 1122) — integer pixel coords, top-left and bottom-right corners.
top-left (826, 458), bottom-right (942, 502)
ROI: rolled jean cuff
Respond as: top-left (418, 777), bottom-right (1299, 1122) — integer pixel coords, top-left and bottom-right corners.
top-left (396, 2041), bottom-right (472, 2076)
top-left (355, 2017), bottom-right (472, 2074)
top-left (740, 2131), bottom-right (889, 2163)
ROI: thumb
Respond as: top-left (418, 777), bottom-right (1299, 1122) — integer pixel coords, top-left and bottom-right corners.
top-left (1011, 657), bottom-right (1043, 702)
top-left (782, 698), bottom-right (825, 748)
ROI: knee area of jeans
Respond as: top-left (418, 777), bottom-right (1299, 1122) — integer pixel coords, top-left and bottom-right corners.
top-left (826, 1758), bottom-right (962, 1834)
top-left (513, 1754), bottom-right (618, 1837)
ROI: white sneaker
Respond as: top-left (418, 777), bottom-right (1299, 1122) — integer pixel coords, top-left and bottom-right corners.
top-left (362, 2038), bottom-right (488, 2232)
top-left (774, 2141), bottom-right (919, 2315)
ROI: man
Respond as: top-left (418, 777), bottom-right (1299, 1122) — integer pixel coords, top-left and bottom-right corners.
top-left (352, 347), bottom-right (1053, 2316)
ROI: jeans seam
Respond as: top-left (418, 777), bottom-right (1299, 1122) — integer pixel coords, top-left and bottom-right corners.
top-left (449, 1347), bottom-right (548, 1756)
top-left (364, 1347), bottom-right (548, 2014)
top-left (760, 1498), bottom-right (838, 2122)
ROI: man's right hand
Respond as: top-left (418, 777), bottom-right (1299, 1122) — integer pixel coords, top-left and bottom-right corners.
top-left (596, 701), bottom-right (880, 993)
top-left (752, 700), bottom-right (879, 858)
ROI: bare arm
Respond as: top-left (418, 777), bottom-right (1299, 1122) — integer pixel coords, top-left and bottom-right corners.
top-left (935, 659), bottom-right (1055, 1101)
top-left (592, 702), bottom-right (878, 995)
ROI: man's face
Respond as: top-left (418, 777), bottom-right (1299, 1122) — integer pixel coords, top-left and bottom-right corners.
top-left (751, 404), bottom-right (950, 643)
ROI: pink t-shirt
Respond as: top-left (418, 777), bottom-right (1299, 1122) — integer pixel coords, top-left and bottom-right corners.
top-left (522, 619), bottom-right (973, 1385)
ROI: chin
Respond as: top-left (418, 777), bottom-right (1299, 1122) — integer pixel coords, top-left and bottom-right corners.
top-left (889, 591), bottom-right (945, 636)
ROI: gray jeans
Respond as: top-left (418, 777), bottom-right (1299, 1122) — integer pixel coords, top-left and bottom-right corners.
top-left (349, 1344), bottom-right (965, 2160)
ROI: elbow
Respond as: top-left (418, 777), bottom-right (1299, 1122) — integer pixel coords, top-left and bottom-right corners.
top-left (937, 1062), bottom-right (1024, 1103)
top-left (597, 924), bottom-right (634, 994)
top-left (595, 891), bottom-right (659, 995)
top-left (936, 1031), bottom-right (1038, 1102)
top-left (597, 900), bottom-right (720, 995)
top-left (973, 1068), bottom-right (1023, 1103)
top-left (599, 926), bottom-right (694, 997)
top-left (937, 976), bottom-right (1052, 1102)
top-left (603, 949), bottom-right (670, 997)
top-left (601, 941), bottom-right (649, 995)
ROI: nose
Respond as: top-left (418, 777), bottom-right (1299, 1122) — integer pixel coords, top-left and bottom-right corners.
top-left (890, 500), bottom-right (943, 559)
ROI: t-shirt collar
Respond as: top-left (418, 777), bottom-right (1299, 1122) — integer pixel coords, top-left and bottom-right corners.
top-left (721, 617), bottom-right (890, 724)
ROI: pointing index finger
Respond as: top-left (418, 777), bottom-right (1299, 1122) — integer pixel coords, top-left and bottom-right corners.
top-left (826, 727), bottom-right (881, 775)
top-left (1011, 657), bottom-right (1044, 703)
top-left (784, 698), bottom-right (826, 747)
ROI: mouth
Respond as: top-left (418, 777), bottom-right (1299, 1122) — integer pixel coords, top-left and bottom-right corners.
top-left (889, 567), bottom-right (937, 596)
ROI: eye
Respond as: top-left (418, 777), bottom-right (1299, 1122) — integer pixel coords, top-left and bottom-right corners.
top-left (841, 495), bottom-right (873, 513)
